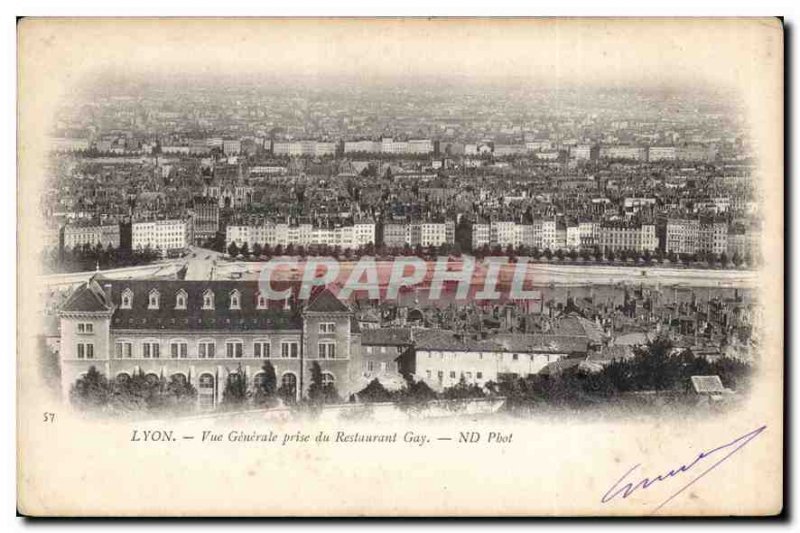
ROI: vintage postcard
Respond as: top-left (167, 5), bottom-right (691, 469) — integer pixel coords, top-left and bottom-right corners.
top-left (17, 18), bottom-right (783, 516)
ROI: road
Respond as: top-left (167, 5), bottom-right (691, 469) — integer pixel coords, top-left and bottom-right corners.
top-left (213, 257), bottom-right (758, 289)
top-left (37, 253), bottom-right (759, 290)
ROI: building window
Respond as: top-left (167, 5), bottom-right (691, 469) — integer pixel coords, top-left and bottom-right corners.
top-left (449, 371), bottom-right (456, 379)
top-left (77, 323), bottom-right (93, 334)
top-left (321, 373), bottom-right (335, 387)
top-left (477, 372), bottom-right (483, 379)
top-left (226, 341), bottom-right (243, 359)
top-left (437, 371), bottom-right (444, 382)
top-left (202, 289), bottom-right (215, 310)
top-left (366, 346), bottom-right (373, 354)
top-left (142, 342), bottom-right (160, 359)
top-left (229, 290), bottom-right (241, 310)
top-left (281, 341), bottom-right (299, 359)
top-left (318, 342), bottom-right (336, 359)
top-left (148, 289), bottom-right (160, 310)
top-left (367, 361), bottom-right (374, 372)
top-left (319, 322), bottom-right (335, 334)
top-left (115, 341), bottom-right (132, 359)
top-left (254, 341), bottom-right (270, 358)
top-left (256, 293), bottom-right (268, 309)
top-left (175, 290), bottom-right (187, 310)
top-left (426, 370), bottom-right (432, 379)
top-left (121, 289), bottom-right (133, 309)
top-left (170, 342), bottom-right (188, 359)
top-left (76, 343), bottom-right (94, 359)
top-left (281, 373), bottom-right (297, 397)
top-left (512, 353), bottom-right (519, 361)
top-left (198, 341), bottom-right (215, 359)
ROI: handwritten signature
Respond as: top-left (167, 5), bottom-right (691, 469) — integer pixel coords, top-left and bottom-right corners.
top-left (601, 424), bottom-right (767, 513)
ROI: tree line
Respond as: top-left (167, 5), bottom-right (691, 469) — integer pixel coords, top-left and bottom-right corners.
top-left (41, 243), bottom-right (162, 274)
top-left (354, 337), bottom-right (752, 412)
top-left (69, 338), bottom-right (752, 416)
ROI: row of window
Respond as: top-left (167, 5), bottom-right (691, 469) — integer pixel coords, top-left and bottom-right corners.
top-left (110, 340), bottom-right (338, 359)
top-left (363, 361), bottom-right (398, 373)
top-left (426, 370), bottom-right (484, 381)
top-left (364, 346), bottom-right (402, 355)
top-left (424, 352), bottom-right (545, 362)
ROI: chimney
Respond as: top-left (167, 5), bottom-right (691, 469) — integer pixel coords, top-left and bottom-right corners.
top-left (103, 283), bottom-right (113, 305)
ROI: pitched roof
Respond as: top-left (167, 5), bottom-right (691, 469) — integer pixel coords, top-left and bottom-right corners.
top-left (413, 330), bottom-right (588, 355)
top-left (361, 328), bottom-right (414, 346)
top-left (305, 288), bottom-right (350, 314)
top-left (494, 333), bottom-right (589, 355)
top-left (60, 278), bottom-right (113, 313)
top-left (104, 280), bottom-right (303, 331)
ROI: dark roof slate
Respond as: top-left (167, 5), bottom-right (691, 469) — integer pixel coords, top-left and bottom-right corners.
top-left (361, 328), bottom-right (414, 346)
top-left (106, 280), bottom-right (303, 331)
top-left (60, 278), bottom-right (113, 313)
top-left (305, 288), bottom-right (351, 314)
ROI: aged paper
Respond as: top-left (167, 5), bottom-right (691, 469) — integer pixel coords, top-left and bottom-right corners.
top-left (17, 18), bottom-right (783, 516)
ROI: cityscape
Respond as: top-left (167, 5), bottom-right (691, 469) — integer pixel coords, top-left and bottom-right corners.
top-left (39, 78), bottom-right (761, 418)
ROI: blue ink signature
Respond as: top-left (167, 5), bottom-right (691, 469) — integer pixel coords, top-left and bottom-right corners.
top-left (601, 424), bottom-right (767, 513)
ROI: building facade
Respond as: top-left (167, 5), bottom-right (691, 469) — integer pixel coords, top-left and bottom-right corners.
top-left (57, 279), bottom-right (363, 408)
top-left (132, 219), bottom-right (190, 256)
top-left (63, 223), bottom-right (121, 250)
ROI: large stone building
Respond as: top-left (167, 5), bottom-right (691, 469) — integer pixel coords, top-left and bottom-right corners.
top-left (399, 329), bottom-right (588, 391)
top-left (57, 278), bottom-right (596, 408)
top-left (132, 219), bottom-right (190, 256)
top-left (598, 222), bottom-right (658, 253)
top-left (57, 278), bottom-right (363, 408)
top-left (191, 196), bottom-right (220, 245)
top-left (62, 223), bottom-right (121, 250)
top-left (226, 219), bottom-right (376, 251)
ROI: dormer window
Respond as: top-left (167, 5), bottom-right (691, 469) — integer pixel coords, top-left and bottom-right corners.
top-left (121, 288), bottom-right (133, 309)
top-left (175, 289), bottom-right (187, 310)
top-left (202, 289), bottom-right (215, 310)
top-left (256, 292), bottom-right (267, 310)
top-left (230, 290), bottom-right (241, 310)
top-left (148, 289), bottom-right (160, 310)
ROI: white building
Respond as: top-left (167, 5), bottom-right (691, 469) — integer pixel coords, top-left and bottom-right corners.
top-left (226, 221), bottom-right (376, 251)
top-left (132, 220), bottom-right (190, 256)
top-left (472, 223), bottom-right (491, 250)
top-left (63, 223), bottom-right (120, 250)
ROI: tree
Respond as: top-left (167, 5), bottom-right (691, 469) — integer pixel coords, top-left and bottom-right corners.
top-left (110, 370), bottom-right (165, 411)
top-left (221, 369), bottom-right (248, 408)
top-left (163, 374), bottom-right (197, 412)
top-left (70, 366), bottom-right (111, 410)
top-left (227, 241), bottom-right (239, 257)
top-left (395, 377), bottom-right (438, 412)
top-left (441, 376), bottom-right (486, 400)
top-left (252, 242), bottom-right (263, 258)
top-left (357, 378), bottom-right (393, 403)
top-left (307, 362), bottom-right (338, 406)
top-left (253, 361), bottom-right (278, 407)
top-left (630, 337), bottom-right (680, 391)
top-left (239, 242), bottom-right (250, 258)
